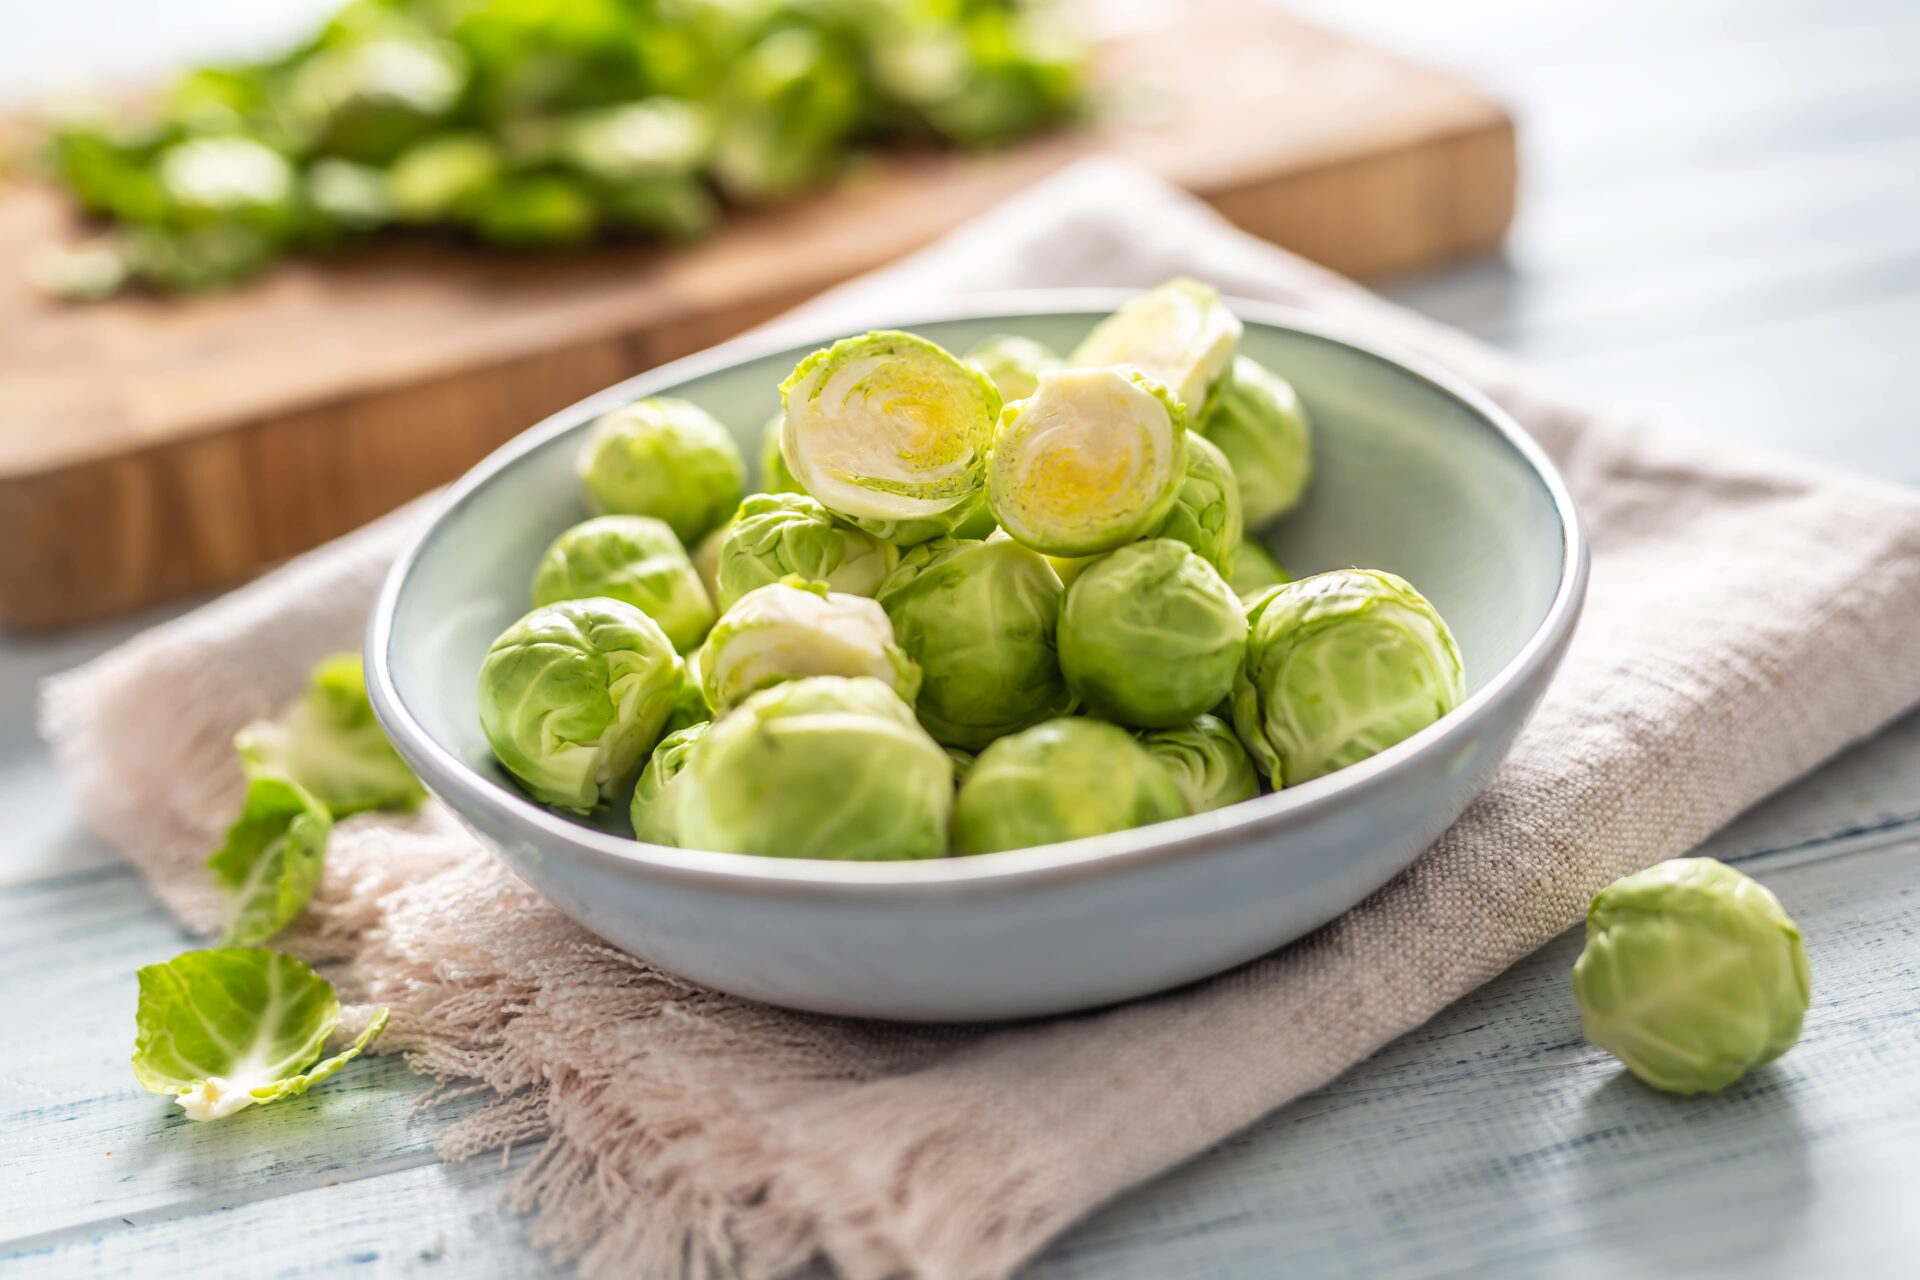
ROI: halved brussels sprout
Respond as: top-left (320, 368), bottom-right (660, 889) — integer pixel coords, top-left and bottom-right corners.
top-left (1147, 430), bottom-right (1242, 576)
top-left (964, 333), bottom-right (1061, 403)
top-left (1228, 539), bottom-right (1291, 600)
top-left (986, 367), bottom-right (1188, 557)
top-left (477, 598), bottom-right (682, 813)
top-left (577, 397), bottom-right (745, 545)
top-left (675, 676), bottom-right (952, 859)
top-left (758, 411), bottom-right (806, 494)
top-left (778, 330), bottom-right (1000, 542)
top-left (697, 578), bottom-right (920, 712)
top-left (1573, 858), bottom-right (1811, 1095)
top-left (876, 534), bottom-right (1072, 749)
top-left (530, 515), bottom-right (715, 652)
top-left (1138, 714), bottom-right (1259, 814)
top-left (953, 718), bottom-right (1187, 855)
top-left (1057, 539), bottom-right (1247, 728)
top-left (1069, 277), bottom-right (1242, 413)
top-left (1233, 570), bottom-right (1464, 789)
top-left (716, 493), bottom-right (898, 611)
top-left (1202, 356), bottom-right (1312, 526)
top-left (629, 722), bottom-right (708, 847)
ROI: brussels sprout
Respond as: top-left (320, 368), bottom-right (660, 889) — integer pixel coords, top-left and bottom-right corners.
top-left (235, 652), bottom-right (424, 817)
top-left (1201, 355), bottom-right (1313, 526)
top-left (304, 158), bottom-right (391, 231)
top-left (1147, 430), bottom-right (1242, 576)
top-left (870, 3), bottom-right (1085, 147)
top-left (964, 334), bottom-right (1060, 403)
top-left (713, 23), bottom-right (865, 202)
top-left (663, 663), bottom-right (711, 735)
top-left (697, 578), bottom-right (920, 713)
top-left (1228, 539), bottom-right (1291, 600)
top-left (943, 745), bottom-right (976, 786)
top-left (692, 521), bottom-right (729, 604)
top-left (531, 515), bottom-right (716, 651)
top-left (953, 718), bottom-right (1187, 855)
top-left (986, 367), bottom-right (1188, 557)
top-left (1233, 570), bottom-right (1464, 788)
top-left (577, 397), bottom-right (746, 545)
top-left (1069, 277), bottom-right (1242, 413)
top-left (207, 775), bottom-right (333, 947)
top-left (1137, 715), bottom-right (1259, 814)
top-left (477, 598), bottom-right (682, 813)
top-left (1573, 858), bottom-right (1811, 1095)
top-left (155, 136), bottom-right (297, 231)
top-left (558, 98), bottom-right (711, 182)
top-left (386, 132), bottom-right (502, 222)
top-left (1057, 540), bottom-right (1247, 728)
top-left (758, 412), bottom-right (806, 494)
top-left (716, 493), bottom-right (899, 611)
top-left (876, 534), bottom-right (1072, 748)
top-left (472, 173), bottom-right (599, 247)
top-left (779, 331), bottom-right (1000, 543)
top-left (675, 676), bottom-right (952, 859)
top-left (287, 35), bottom-right (467, 164)
top-left (629, 722), bottom-right (708, 846)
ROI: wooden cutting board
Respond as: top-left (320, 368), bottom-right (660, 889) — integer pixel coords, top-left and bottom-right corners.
top-left (0, 0), bottom-right (1514, 628)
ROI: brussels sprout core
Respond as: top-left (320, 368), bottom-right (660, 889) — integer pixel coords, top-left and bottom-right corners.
top-left (577, 397), bottom-right (745, 545)
top-left (697, 578), bottom-right (920, 712)
top-left (531, 515), bottom-right (715, 651)
top-left (953, 718), bottom-right (1187, 855)
top-left (1069, 277), bottom-right (1243, 412)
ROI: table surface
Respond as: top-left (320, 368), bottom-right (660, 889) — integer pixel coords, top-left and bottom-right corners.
top-left (6, 0), bottom-right (1920, 1276)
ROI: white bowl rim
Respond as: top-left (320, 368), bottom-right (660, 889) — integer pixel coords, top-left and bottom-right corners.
top-left (367, 289), bottom-right (1590, 899)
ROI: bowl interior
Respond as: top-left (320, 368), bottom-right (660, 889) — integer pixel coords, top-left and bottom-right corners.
top-left (387, 306), bottom-right (1567, 839)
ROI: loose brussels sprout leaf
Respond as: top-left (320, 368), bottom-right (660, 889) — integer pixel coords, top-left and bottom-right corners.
top-left (876, 535), bottom-right (1072, 749)
top-left (953, 718), bottom-right (1187, 855)
top-left (1069, 277), bottom-right (1242, 413)
top-left (629, 722), bottom-right (708, 846)
top-left (717, 493), bottom-right (899, 611)
top-left (676, 676), bottom-right (952, 859)
top-left (1228, 539), bottom-right (1291, 600)
top-left (1138, 714), bottom-right (1260, 814)
top-left (698, 578), bottom-right (920, 712)
top-left (1201, 356), bottom-right (1313, 526)
top-left (208, 775), bottom-right (334, 947)
top-left (987, 367), bottom-right (1188, 557)
top-left (531, 515), bottom-right (716, 652)
top-left (1057, 539), bottom-right (1247, 728)
top-left (779, 331), bottom-right (1000, 541)
top-left (964, 333), bottom-right (1061, 403)
top-left (577, 397), bottom-right (745, 545)
top-left (1573, 858), bottom-right (1811, 1095)
top-left (758, 412), bottom-right (807, 494)
top-left (386, 131), bottom-right (502, 222)
top-left (235, 653), bottom-right (425, 817)
top-left (1233, 570), bottom-right (1464, 788)
top-left (478, 599), bottom-right (682, 812)
top-left (1147, 431), bottom-right (1243, 576)
top-left (133, 948), bottom-right (388, 1122)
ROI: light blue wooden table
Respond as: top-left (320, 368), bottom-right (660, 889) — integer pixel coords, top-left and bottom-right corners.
top-left (6, 0), bottom-right (1920, 1275)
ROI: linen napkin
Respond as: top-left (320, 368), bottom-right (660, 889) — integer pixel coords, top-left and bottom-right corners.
top-left (42, 158), bottom-right (1920, 1280)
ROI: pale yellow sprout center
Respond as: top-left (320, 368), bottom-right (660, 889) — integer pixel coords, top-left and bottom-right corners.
top-left (995, 368), bottom-right (1177, 546)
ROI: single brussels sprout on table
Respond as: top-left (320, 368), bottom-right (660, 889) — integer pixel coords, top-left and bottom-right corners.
top-left (953, 718), bottom-right (1187, 855)
top-left (235, 652), bottom-right (424, 817)
top-left (1138, 715), bottom-right (1260, 814)
top-left (1069, 277), bottom-right (1243, 413)
top-left (1573, 858), bottom-right (1811, 1095)
top-left (716, 493), bottom-right (898, 611)
top-left (1147, 430), bottom-right (1243, 577)
top-left (986, 367), bottom-right (1188, 557)
top-left (964, 333), bottom-right (1061, 403)
top-left (1057, 539), bottom-right (1247, 728)
top-left (477, 598), bottom-right (683, 813)
top-left (1234, 569), bottom-right (1464, 789)
top-left (1201, 355), bottom-right (1313, 526)
top-left (531, 515), bottom-right (715, 652)
top-left (1228, 539), bottom-right (1291, 600)
top-left (876, 534), bottom-right (1072, 749)
top-left (629, 722), bottom-right (708, 847)
top-left (674, 676), bottom-right (953, 859)
top-left (758, 412), bottom-right (806, 494)
top-left (779, 331), bottom-right (1000, 545)
top-left (577, 396), bottom-right (746, 545)
top-left (697, 578), bottom-right (920, 713)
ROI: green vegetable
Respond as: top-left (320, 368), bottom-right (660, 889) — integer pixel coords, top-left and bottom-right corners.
top-left (472, 173), bottom-right (599, 247)
top-left (1228, 539), bottom-right (1290, 599)
top-left (1069, 277), bottom-right (1242, 413)
top-left (1147, 430), bottom-right (1243, 576)
top-left (691, 521), bottom-right (729, 605)
top-left (1201, 356), bottom-right (1313, 526)
top-left (386, 132), bottom-right (502, 222)
top-left (1573, 859), bottom-right (1811, 1095)
top-left (207, 775), bottom-right (334, 947)
top-left (577, 397), bottom-right (745, 545)
top-left (674, 676), bottom-right (953, 859)
top-left (876, 534), bottom-right (1072, 748)
top-left (1233, 569), bottom-right (1464, 788)
top-left (235, 653), bottom-right (425, 817)
top-left (697, 577), bottom-right (919, 712)
top-left (964, 333), bottom-right (1060, 402)
top-left (1137, 715), bottom-right (1260, 813)
top-left (477, 598), bottom-right (683, 812)
top-left (758, 412), bottom-right (807, 494)
top-left (716, 493), bottom-right (899, 611)
top-left (531, 515), bottom-right (716, 652)
top-left (870, 3), bottom-right (1084, 147)
top-left (713, 22), bottom-right (865, 201)
top-left (953, 718), bottom-right (1187, 854)
top-left (133, 948), bottom-right (388, 1122)
top-left (629, 722), bottom-right (708, 846)
top-left (1057, 539), bottom-right (1247, 728)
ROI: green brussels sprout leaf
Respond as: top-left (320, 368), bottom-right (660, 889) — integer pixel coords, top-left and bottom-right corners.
top-left (235, 653), bottom-right (424, 817)
top-left (208, 774), bottom-right (334, 947)
top-left (1069, 277), bottom-right (1242, 413)
top-left (716, 493), bottom-right (898, 611)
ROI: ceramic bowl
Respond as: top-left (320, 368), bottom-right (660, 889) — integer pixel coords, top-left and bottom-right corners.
top-left (366, 292), bottom-right (1587, 1021)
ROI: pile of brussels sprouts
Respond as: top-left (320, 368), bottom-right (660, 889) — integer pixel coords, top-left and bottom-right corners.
top-left (477, 278), bottom-right (1467, 859)
top-left (31, 0), bottom-right (1084, 298)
